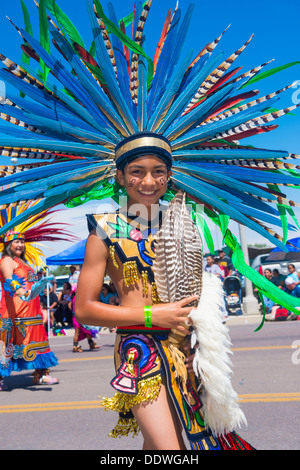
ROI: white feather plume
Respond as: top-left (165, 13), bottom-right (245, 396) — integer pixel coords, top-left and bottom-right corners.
top-left (189, 271), bottom-right (247, 436)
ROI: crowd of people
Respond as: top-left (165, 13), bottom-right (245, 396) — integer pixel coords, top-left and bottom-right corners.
top-left (37, 265), bottom-right (119, 351)
top-left (204, 251), bottom-right (300, 322)
top-left (261, 264), bottom-right (300, 321)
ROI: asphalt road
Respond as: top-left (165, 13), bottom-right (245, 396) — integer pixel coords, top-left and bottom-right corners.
top-left (0, 316), bottom-right (299, 452)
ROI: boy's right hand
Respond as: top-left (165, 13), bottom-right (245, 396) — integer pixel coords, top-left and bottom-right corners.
top-left (151, 295), bottom-right (199, 332)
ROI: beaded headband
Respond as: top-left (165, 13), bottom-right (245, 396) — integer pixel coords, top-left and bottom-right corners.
top-left (115, 132), bottom-right (173, 170)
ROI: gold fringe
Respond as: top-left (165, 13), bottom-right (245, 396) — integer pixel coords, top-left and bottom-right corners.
top-left (109, 417), bottom-right (140, 439)
top-left (109, 245), bottom-right (120, 269)
top-left (151, 282), bottom-right (160, 304)
top-left (123, 261), bottom-right (139, 287)
top-left (141, 270), bottom-right (149, 295)
top-left (100, 374), bottom-right (162, 439)
top-left (100, 374), bottom-right (162, 414)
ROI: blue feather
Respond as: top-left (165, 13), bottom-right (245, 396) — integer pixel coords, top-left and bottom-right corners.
top-left (108, 2), bottom-right (133, 113)
top-left (0, 163), bottom-right (112, 207)
top-left (10, 93), bottom-right (115, 141)
top-left (86, 0), bottom-right (138, 135)
top-left (132, 2), bottom-right (143, 42)
top-left (50, 28), bottom-right (133, 137)
top-left (147, 50), bottom-right (194, 132)
top-left (147, 8), bottom-right (181, 119)
top-left (173, 162), bottom-right (277, 200)
top-left (0, 161), bottom-right (97, 186)
top-left (172, 148), bottom-right (290, 161)
top-left (20, 63), bottom-right (120, 139)
top-left (170, 95), bottom-right (280, 148)
top-left (212, 187), bottom-right (280, 216)
top-left (228, 201), bottom-right (295, 229)
top-left (0, 136), bottom-right (114, 158)
top-left (164, 79), bottom-right (239, 139)
top-left (192, 162), bottom-right (300, 185)
top-left (157, 51), bottom-right (224, 134)
top-left (178, 53), bottom-right (210, 93)
top-left (20, 28), bottom-right (112, 132)
top-left (164, 4), bottom-right (195, 84)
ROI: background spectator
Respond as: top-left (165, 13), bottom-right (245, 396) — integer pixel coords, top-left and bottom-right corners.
top-left (40, 285), bottom-right (58, 332)
top-left (218, 249), bottom-right (233, 276)
top-left (100, 283), bottom-right (116, 304)
top-left (286, 264), bottom-right (300, 285)
top-left (55, 281), bottom-right (73, 327)
top-left (272, 269), bottom-right (285, 288)
top-left (68, 265), bottom-right (80, 286)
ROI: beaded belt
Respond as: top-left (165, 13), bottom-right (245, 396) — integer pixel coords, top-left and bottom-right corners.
top-left (116, 325), bottom-right (170, 334)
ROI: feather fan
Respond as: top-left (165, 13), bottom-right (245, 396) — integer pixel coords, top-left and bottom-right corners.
top-left (153, 190), bottom-right (246, 435)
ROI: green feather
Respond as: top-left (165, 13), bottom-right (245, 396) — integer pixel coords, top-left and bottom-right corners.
top-left (20, 0), bottom-right (33, 66)
top-left (242, 61), bottom-right (300, 88)
top-left (116, 1), bottom-right (147, 31)
top-left (46, 0), bottom-right (85, 47)
top-left (39, 0), bottom-right (51, 83)
top-left (194, 211), bottom-right (215, 254)
top-left (65, 180), bottom-right (115, 207)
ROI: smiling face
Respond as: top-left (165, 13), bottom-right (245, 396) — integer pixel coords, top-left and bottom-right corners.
top-left (116, 155), bottom-right (172, 209)
top-left (10, 238), bottom-right (25, 258)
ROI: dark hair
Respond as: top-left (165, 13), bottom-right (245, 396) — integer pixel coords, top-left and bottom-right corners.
top-left (288, 264), bottom-right (295, 269)
top-left (63, 281), bottom-right (72, 290)
top-left (2, 241), bottom-right (27, 262)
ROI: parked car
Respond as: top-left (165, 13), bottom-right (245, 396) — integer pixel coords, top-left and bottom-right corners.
top-left (251, 253), bottom-right (300, 276)
top-left (250, 254), bottom-right (270, 272)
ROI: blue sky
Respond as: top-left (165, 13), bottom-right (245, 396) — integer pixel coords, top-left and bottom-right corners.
top-left (0, 0), bottom-right (299, 259)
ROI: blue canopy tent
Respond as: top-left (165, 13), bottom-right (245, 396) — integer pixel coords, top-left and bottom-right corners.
top-left (46, 238), bottom-right (87, 265)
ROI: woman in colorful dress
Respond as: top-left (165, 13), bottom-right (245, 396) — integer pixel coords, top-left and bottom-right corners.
top-left (0, 204), bottom-right (76, 390)
top-left (0, 231), bottom-right (59, 389)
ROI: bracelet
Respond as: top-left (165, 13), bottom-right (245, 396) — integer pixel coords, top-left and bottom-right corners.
top-left (3, 275), bottom-right (26, 297)
top-left (144, 306), bottom-right (152, 328)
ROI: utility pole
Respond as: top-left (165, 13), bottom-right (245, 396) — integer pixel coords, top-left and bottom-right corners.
top-left (239, 224), bottom-right (259, 315)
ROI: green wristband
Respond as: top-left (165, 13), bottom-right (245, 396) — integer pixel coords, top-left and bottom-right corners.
top-left (144, 306), bottom-right (152, 328)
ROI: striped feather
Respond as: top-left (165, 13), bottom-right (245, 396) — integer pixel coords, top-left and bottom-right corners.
top-left (130, 0), bottom-right (153, 104)
top-left (184, 34), bottom-right (254, 112)
top-left (215, 103), bottom-right (300, 141)
top-left (93, 1), bottom-right (118, 80)
top-left (185, 24), bottom-right (230, 76)
top-left (201, 83), bottom-right (295, 127)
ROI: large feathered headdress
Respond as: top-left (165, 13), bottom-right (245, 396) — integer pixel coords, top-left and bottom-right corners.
top-left (0, 201), bottom-right (77, 268)
top-left (0, 1), bottom-right (299, 267)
